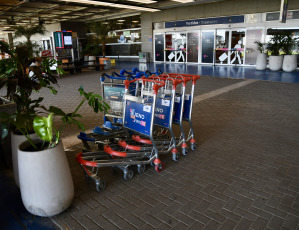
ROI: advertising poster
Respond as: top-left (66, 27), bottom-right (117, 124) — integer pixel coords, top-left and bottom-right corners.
top-left (155, 34), bottom-right (164, 61)
top-left (187, 32), bottom-right (199, 62)
top-left (201, 31), bottom-right (214, 63)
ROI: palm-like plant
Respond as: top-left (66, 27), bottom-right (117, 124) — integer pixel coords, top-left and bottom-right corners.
top-left (14, 25), bottom-right (47, 57)
top-left (88, 21), bottom-right (118, 57)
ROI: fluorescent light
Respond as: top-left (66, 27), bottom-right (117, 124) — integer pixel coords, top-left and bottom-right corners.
top-left (59, 0), bottom-right (160, 12)
top-left (117, 19), bottom-right (126, 22)
top-left (132, 20), bottom-right (139, 23)
top-left (126, 0), bottom-right (157, 4)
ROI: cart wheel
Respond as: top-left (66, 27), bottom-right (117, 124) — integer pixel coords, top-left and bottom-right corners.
top-left (172, 153), bottom-right (179, 161)
top-left (137, 164), bottom-right (146, 174)
top-left (124, 169), bottom-right (134, 180)
top-left (190, 142), bottom-right (197, 151)
top-left (95, 179), bottom-right (106, 192)
top-left (155, 162), bottom-right (165, 172)
top-left (182, 147), bottom-right (188, 156)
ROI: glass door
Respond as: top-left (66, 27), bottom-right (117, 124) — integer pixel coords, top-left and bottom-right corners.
top-left (215, 29), bottom-right (230, 64)
top-left (230, 29), bottom-right (246, 65)
top-left (165, 33), bottom-right (176, 62)
top-left (165, 33), bottom-right (187, 63)
top-left (176, 33), bottom-right (186, 63)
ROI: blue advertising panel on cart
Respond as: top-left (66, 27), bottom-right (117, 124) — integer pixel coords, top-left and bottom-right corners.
top-left (124, 101), bottom-right (152, 136)
top-left (154, 98), bottom-right (171, 128)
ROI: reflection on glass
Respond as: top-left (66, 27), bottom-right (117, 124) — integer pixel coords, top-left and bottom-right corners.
top-left (245, 29), bottom-right (263, 65)
top-left (215, 30), bottom-right (229, 64)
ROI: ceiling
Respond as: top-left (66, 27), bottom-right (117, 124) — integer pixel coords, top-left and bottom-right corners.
top-left (0, 0), bottom-right (224, 33)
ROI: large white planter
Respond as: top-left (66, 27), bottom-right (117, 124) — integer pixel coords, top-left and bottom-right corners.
top-left (256, 53), bottom-right (267, 70)
top-left (269, 55), bottom-right (283, 71)
top-left (88, 56), bottom-right (96, 70)
top-left (18, 140), bottom-right (74, 217)
top-left (282, 55), bottom-right (297, 72)
top-left (11, 132), bottom-right (38, 187)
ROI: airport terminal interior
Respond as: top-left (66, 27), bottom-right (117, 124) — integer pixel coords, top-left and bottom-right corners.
top-left (0, 0), bottom-right (299, 229)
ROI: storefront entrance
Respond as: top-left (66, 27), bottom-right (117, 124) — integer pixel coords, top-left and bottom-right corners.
top-left (155, 29), bottom-right (247, 66)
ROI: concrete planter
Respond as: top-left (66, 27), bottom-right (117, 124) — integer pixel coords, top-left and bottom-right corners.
top-left (11, 132), bottom-right (38, 187)
top-left (255, 53), bottom-right (267, 70)
top-left (282, 55), bottom-right (297, 72)
top-left (88, 56), bottom-right (96, 70)
top-left (269, 55), bottom-right (283, 71)
top-left (18, 140), bottom-right (74, 217)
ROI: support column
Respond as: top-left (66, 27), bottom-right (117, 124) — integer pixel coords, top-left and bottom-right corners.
top-left (141, 13), bottom-right (153, 62)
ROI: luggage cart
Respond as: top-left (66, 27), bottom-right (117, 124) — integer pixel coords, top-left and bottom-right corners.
top-left (76, 78), bottom-right (166, 191)
top-left (127, 75), bottom-right (186, 160)
top-left (163, 73), bottom-right (200, 151)
top-left (132, 74), bottom-right (194, 155)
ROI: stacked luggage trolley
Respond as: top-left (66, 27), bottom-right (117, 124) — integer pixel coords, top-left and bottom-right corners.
top-left (76, 68), bottom-right (200, 191)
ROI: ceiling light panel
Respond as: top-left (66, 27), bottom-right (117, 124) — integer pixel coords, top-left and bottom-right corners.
top-left (58, 0), bottom-right (160, 12)
top-left (125, 0), bottom-right (157, 4)
top-left (171, 0), bottom-right (195, 2)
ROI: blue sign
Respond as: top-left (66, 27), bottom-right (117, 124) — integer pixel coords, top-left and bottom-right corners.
top-left (124, 101), bottom-right (152, 136)
top-left (154, 98), bottom-right (171, 128)
top-left (183, 95), bottom-right (191, 120)
top-left (165, 15), bottom-right (244, 28)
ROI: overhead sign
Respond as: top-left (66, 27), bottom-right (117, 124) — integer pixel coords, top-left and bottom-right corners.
top-left (165, 15), bottom-right (244, 28)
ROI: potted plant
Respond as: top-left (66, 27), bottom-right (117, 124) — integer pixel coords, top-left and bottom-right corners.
top-left (282, 34), bottom-right (298, 72)
top-left (254, 41), bottom-right (267, 70)
top-left (17, 86), bottom-right (109, 217)
top-left (87, 20), bottom-right (118, 69)
top-left (267, 34), bottom-right (284, 71)
top-left (0, 40), bottom-right (63, 186)
top-left (13, 24), bottom-right (47, 58)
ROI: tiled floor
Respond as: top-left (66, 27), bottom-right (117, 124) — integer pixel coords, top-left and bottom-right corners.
top-left (1, 62), bottom-right (298, 229)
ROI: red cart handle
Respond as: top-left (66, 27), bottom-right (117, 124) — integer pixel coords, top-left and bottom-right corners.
top-left (168, 73), bottom-right (200, 85)
top-left (104, 145), bottom-right (127, 157)
top-left (124, 78), bottom-right (165, 95)
top-left (132, 135), bottom-right (152, 144)
top-left (158, 74), bottom-right (192, 87)
top-left (76, 152), bottom-right (97, 167)
top-left (118, 140), bottom-right (141, 151)
top-left (148, 75), bottom-right (183, 90)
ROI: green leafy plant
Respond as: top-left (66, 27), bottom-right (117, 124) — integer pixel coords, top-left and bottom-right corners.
top-left (0, 40), bottom-right (64, 148)
top-left (281, 34), bottom-right (298, 55)
top-left (267, 34), bottom-right (284, 56)
top-left (33, 86), bottom-right (110, 150)
top-left (254, 41), bottom-right (266, 53)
